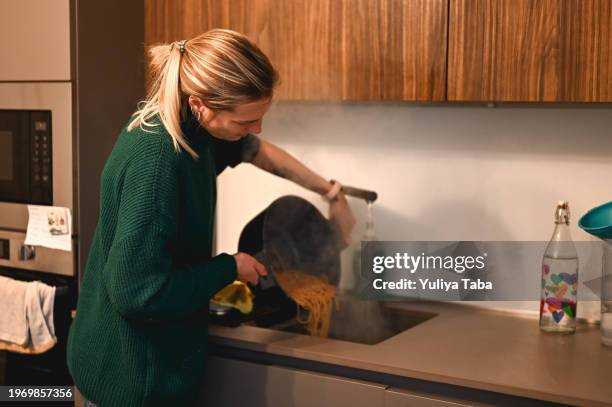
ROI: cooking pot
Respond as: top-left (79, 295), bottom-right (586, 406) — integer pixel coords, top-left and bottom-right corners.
top-left (238, 195), bottom-right (343, 307)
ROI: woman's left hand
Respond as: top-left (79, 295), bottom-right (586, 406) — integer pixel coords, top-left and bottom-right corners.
top-left (329, 192), bottom-right (356, 248)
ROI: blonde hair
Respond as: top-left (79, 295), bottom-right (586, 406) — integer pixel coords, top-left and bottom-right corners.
top-left (129, 29), bottom-right (279, 158)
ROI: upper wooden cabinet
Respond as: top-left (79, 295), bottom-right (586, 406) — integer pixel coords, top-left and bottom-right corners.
top-left (144, 0), bottom-right (449, 101)
top-left (448, 0), bottom-right (612, 102)
top-left (146, 0), bottom-right (612, 102)
top-left (340, 0), bottom-right (448, 100)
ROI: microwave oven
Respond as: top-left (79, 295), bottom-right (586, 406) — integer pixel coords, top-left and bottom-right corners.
top-left (0, 82), bottom-right (73, 234)
top-left (0, 110), bottom-right (53, 205)
top-left (0, 83), bottom-right (74, 276)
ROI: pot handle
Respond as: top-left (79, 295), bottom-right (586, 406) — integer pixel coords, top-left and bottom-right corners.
top-left (331, 180), bottom-right (378, 203)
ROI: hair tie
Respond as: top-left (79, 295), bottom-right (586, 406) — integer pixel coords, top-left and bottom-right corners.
top-left (178, 40), bottom-right (186, 54)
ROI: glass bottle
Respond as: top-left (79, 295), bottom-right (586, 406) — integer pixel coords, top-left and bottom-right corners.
top-left (540, 201), bottom-right (579, 334)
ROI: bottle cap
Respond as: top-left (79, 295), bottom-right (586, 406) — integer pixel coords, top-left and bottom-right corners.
top-left (555, 201), bottom-right (570, 225)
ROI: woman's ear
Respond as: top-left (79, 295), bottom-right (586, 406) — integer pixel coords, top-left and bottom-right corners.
top-left (188, 95), bottom-right (215, 123)
top-left (188, 95), bottom-right (204, 114)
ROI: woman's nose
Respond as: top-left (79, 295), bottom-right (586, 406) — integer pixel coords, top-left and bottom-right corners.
top-left (248, 120), bottom-right (262, 134)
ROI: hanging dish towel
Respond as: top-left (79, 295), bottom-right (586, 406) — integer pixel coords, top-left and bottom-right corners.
top-left (0, 275), bottom-right (56, 354)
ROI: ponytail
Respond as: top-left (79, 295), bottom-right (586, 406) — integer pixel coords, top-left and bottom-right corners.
top-left (129, 30), bottom-right (279, 159)
top-left (129, 42), bottom-right (198, 158)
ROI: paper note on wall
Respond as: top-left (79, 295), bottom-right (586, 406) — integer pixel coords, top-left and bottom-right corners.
top-left (24, 205), bottom-right (72, 252)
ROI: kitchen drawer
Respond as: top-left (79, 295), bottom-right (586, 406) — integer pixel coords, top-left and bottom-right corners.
top-left (200, 355), bottom-right (386, 407)
top-left (385, 387), bottom-right (472, 407)
top-left (266, 365), bottom-right (386, 407)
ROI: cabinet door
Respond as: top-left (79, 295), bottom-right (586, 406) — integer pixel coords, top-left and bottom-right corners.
top-left (144, 0), bottom-right (343, 100)
top-left (200, 356), bottom-right (386, 407)
top-left (447, 0), bottom-right (612, 102)
top-left (200, 355), bottom-right (270, 407)
top-left (144, 0), bottom-right (448, 101)
top-left (385, 387), bottom-right (471, 407)
top-left (341, 0), bottom-right (448, 101)
top-left (266, 365), bottom-right (386, 407)
top-left (0, 0), bottom-right (71, 81)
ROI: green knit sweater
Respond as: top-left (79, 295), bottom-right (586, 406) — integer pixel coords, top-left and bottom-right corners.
top-left (67, 115), bottom-right (250, 406)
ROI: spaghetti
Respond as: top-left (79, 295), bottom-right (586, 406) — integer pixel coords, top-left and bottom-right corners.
top-left (274, 270), bottom-right (337, 337)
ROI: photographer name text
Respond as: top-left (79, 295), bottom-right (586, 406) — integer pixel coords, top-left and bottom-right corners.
top-left (370, 252), bottom-right (492, 291)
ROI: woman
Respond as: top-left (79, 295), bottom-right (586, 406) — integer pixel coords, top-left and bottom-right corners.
top-left (67, 29), bottom-right (355, 406)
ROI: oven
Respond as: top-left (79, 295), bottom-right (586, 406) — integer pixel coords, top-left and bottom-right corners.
top-left (0, 229), bottom-right (76, 388)
top-left (0, 82), bottom-right (76, 390)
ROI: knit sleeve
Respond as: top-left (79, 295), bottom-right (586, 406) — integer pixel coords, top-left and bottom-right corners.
top-left (102, 138), bottom-right (237, 322)
top-left (212, 134), bottom-right (260, 174)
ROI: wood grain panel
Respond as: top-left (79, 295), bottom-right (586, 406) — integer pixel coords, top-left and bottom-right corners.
top-left (144, 1), bottom-right (271, 47)
top-left (448, 0), bottom-right (612, 102)
top-left (341, 0), bottom-right (385, 100)
top-left (448, 0), bottom-right (561, 101)
top-left (145, 0), bottom-right (448, 101)
top-left (559, 0), bottom-right (612, 101)
top-left (342, 0), bottom-right (447, 100)
top-left (145, 0), bottom-right (342, 99)
top-left (264, 0), bottom-right (344, 100)
top-left (401, 0), bottom-right (448, 101)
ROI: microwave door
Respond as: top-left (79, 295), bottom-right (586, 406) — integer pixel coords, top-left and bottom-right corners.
top-left (0, 111), bottom-right (31, 204)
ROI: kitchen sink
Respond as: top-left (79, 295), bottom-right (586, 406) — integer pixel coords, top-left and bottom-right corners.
top-left (269, 296), bottom-right (437, 345)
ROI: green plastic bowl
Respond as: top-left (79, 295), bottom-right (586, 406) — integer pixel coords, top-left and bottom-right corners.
top-left (579, 201), bottom-right (612, 239)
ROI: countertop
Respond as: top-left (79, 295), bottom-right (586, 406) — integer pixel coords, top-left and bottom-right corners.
top-left (208, 300), bottom-right (612, 406)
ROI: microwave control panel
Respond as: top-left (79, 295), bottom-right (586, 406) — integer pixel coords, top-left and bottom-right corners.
top-left (29, 111), bottom-right (52, 204)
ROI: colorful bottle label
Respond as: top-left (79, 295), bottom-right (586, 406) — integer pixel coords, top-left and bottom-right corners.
top-left (540, 263), bottom-right (578, 323)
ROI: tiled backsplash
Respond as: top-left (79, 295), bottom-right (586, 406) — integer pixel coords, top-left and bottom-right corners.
top-left (217, 102), bottom-right (612, 317)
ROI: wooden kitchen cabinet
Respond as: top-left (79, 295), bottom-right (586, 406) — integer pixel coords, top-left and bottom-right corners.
top-left (144, 0), bottom-right (448, 101)
top-left (339, 0), bottom-right (448, 100)
top-left (200, 355), bottom-right (386, 406)
top-left (146, 0), bottom-right (612, 102)
top-left (448, 0), bottom-right (612, 102)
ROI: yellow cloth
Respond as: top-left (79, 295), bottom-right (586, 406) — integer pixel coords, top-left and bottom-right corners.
top-left (211, 281), bottom-right (254, 314)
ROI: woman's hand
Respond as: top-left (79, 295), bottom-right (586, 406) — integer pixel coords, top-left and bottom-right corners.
top-left (233, 252), bottom-right (267, 285)
top-left (329, 192), bottom-right (356, 248)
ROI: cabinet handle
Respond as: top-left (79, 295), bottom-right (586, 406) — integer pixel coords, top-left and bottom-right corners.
top-left (20, 245), bottom-right (36, 261)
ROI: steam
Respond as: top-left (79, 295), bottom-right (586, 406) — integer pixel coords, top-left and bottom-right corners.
top-left (328, 295), bottom-right (395, 345)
